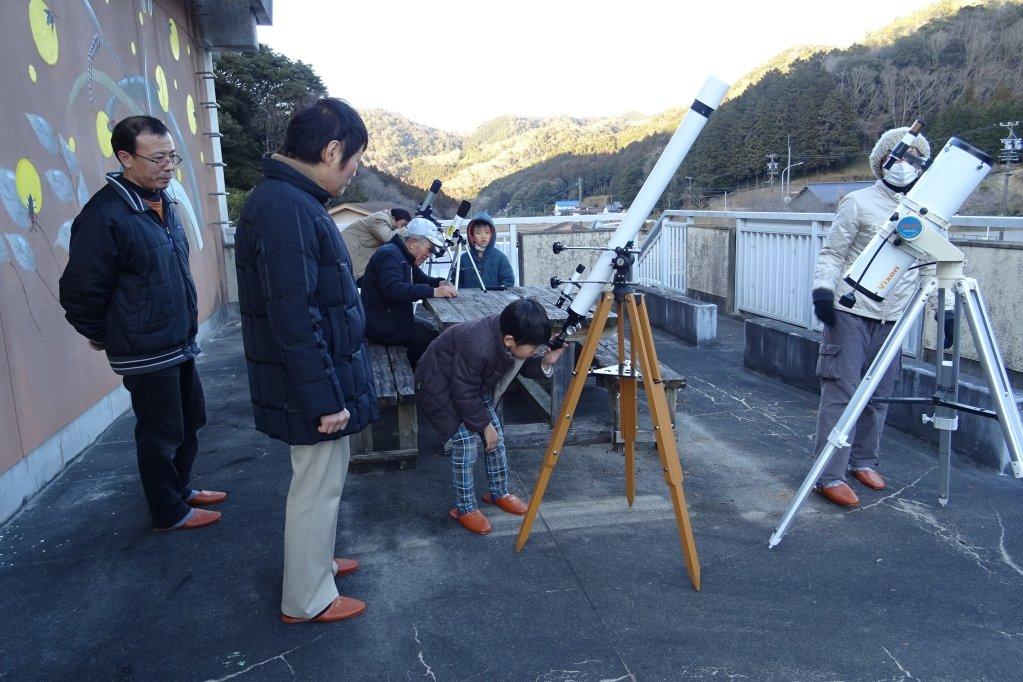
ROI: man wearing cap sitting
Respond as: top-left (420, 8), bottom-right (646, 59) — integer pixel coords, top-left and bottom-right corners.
top-left (361, 217), bottom-right (458, 369)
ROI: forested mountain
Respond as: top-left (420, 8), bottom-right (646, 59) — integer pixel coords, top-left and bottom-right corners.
top-left (215, 46), bottom-right (449, 218)
top-left (361, 0), bottom-right (1023, 215)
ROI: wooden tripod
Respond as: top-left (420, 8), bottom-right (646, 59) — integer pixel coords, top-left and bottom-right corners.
top-left (514, 290), bottom-right (701, 590)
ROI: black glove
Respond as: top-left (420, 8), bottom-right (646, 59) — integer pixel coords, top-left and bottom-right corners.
top-left (943, 310), bottom-right (955, 349)
top-left (812, 288), bottom-right (837, 327)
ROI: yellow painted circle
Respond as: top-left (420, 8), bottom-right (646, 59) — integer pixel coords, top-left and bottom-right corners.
top-left (173, 78), bottom-right (178, 90)
top-left (200, 151), bottom-right (205, 165)
top-left (169, 18), bottom-right (181, 61)
top-left (28, 64), bottom-right (37, 82)
top-left (130, 41), bottom-right (137, 55)
top-left (186, 95), bottom-right (197, 135)
top-left (138, 11), bottom-right (144, 26)
top-left (186, 44), bottom-right (191, 56)
top-left (29, 0), bottom-right (59, 66)
top-left (68, 137), bottom-right (76, 152)
top-left (154, 65), bottom-right (169, 112)
top-left (16, 158), bottom-right (43, 214)
top-left (96, 111), bottom-right (113, 158)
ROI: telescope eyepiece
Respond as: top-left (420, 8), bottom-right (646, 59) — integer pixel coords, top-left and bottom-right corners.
top-left (552, 242), bottom-right (565, 255)
top-left (550, 276), bottom-right (563, 288)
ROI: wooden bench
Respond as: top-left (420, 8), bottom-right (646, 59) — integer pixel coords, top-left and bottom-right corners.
top-left (590, 336), bottom-right (686, 447)
top-left (350, 343), bottom-right (418, 467)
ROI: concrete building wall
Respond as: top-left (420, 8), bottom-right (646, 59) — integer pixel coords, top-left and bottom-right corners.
top-left (922, 242), bottom-right (1023, 372)
top-left (0, 1), bottom-right (229, 515)
top-left (518, 229), bottom-right (618, 287)
top-left (685, 224), bottom-right (733, 310)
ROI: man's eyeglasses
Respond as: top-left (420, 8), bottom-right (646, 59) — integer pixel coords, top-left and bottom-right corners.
top-left (132, 152), bottom-right (183, 167)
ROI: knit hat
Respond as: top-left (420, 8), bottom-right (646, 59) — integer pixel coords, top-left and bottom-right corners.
top-left (869, 127), bottom-right (931, 180)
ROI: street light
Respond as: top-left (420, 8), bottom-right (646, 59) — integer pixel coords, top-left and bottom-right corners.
top-left (781, 161), bottom-right (804, 202)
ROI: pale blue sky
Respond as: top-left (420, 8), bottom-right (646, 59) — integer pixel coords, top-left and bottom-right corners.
top-left (258, 0), bottom-right (938, 132)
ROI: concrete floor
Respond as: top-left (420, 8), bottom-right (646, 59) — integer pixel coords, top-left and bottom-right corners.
top-left (1, 315), bottom-right (1022, 681)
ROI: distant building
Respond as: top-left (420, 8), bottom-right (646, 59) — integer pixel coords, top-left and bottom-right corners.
top-left (329, 201), bottom-right (408, 229)
top-left (580, 194), bottom-right (623, 214)
top-left (789, 181), bottom-right (874, 212)
top-left (554, 200), bottom-right (581, 216)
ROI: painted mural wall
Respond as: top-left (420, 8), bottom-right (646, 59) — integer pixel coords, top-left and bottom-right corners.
top-left (0, 0), bottom-right (228, 477)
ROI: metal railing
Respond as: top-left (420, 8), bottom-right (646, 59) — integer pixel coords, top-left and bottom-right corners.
top-left (635, 215), bottom-right (687, 293)
top-left (639, 210), bottom-right (1023, 356)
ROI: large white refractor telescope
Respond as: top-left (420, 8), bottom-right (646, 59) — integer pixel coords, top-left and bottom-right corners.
top-left (556, 75), bottom-right (731, 339)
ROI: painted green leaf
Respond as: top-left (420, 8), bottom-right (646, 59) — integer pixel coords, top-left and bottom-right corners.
top-left (0, 168), bottom-right (29, 229)
top-left (25, 114), bottom-right (59, 156)
top-left (45, 169), bottom-right (74, 203)
top-left (5, 234), bottom-right (36, 271)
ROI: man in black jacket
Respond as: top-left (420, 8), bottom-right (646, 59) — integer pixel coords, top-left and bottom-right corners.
top-left (361, 217), bottom-right (457, 368)
top-left (59, 116), bottom-right (224, 532)
top-left (235, 99), bottom-right (379, 625)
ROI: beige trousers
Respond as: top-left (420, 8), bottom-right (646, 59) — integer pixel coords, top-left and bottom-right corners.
top-left (281, 436), bottom-right (350, 619)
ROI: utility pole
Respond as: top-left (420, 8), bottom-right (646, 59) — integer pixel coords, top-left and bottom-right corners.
top-left (685, 176), bottom-right (694, 208)
top-left (785, 134), bottom-right (792, 199)
top-left (766, 154), bottom-right (779, 189)
top-left (578, 177), bottom-right (583, 203)
top-left (999, 122), bottom-right (1021, 165)
top-left (1003, 172), bottom-right (1013, 216)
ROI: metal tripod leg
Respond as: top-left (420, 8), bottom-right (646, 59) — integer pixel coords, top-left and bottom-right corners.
top-left (453, 239), bottom-right (488, 291)
top-left (515, 293), bottom-right (614, 552)
top-left (627, 294), bottom-right (701, 590)
top-left (957, 278), bottom-right (1023, 478)
top-left (936, 290), bottom-right (962, 506)
top-left (769, 279), bottom-right (938, 548)
top-left (452, 242), bottom-right (460, 288)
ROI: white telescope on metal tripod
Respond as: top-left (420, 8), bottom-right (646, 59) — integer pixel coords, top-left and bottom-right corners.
top-left (445, 200), bottom-right (488, 291)
top-left (770, 125), bottom-right (1023, 548)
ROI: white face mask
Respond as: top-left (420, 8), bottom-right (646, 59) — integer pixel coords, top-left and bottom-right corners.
top-left (884, 160), bottom-right (921, 188)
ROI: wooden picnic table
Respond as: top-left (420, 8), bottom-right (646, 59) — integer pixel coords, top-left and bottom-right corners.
top-left (422, 286), bottom-right (616, 425)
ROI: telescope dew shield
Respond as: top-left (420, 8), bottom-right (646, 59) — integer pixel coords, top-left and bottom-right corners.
top-left (566, 75), bottom-right (730, 323)
top-left (418, 179), bottom-right (443, 214)
top-left (448, 200), bottom-right (471, 239)
top-left (842, 136), bottom-right (993, 304)
top-left (910, 138), bottom-right (992, 220)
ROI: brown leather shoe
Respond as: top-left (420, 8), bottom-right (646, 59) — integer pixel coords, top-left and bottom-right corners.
top-left (816, 482), bottom-right (860, 507)
top-left (187, 490), bottom-right (227, 506)
top-left (333, 558), bottom-right (359, 577)
top-left (850, 468), bottom-right (886, 490)
top-left (448, 508), bottom-right (491, 534)
top-left (281, 596), bottom-right (366, 624)
top-left (154, 508), bottom-right (221, 532)
top-left (481, 492), bottom-right (528, 515)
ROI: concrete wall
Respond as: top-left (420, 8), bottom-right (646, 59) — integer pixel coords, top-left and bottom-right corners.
top-left (685, 224), bottom-right (734, 310)
top-left (743, 317), bottom-right (1023, 474)
top-left (518, 229), bottom-right (619, 287)
top-left (921, 242), bottom-right (1023, 373)
top-left (0, 2), bottom-right (228, 507)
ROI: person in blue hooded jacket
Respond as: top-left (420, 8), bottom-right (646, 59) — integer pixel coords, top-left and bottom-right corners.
top-left (449, 212), bottom-right (515, 289)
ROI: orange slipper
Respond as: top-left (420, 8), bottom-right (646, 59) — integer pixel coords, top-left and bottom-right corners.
top-left (448, 508), bottom-right (491, 535)
top-left (154, 508), bottom-right (221, 532)
top-left (281, 596), bottom-right (366, 624)
top-left (482, 492), bottom-right (528, 515)
top-left (187, 490), bottom-right (228, 506)
top-left (333, 557), bottom-right (359, 577)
